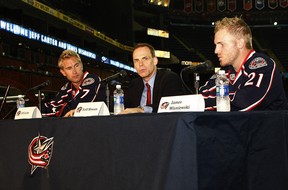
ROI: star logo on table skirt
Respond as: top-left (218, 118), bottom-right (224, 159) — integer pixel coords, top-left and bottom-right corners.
top-left (28, 133), bottom-right (54, 175)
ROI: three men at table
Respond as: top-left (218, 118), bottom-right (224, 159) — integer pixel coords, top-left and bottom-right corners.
top-left (42, 16), bottom-right (288, 116)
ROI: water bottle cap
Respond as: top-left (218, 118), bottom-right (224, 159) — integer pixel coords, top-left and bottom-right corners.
top-left (116, 84), bottom-right (121, 89)
top-left (218, 70), bottom-right (225, 74)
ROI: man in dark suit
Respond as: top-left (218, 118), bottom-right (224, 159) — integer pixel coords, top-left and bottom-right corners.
top-left (120, 43), bottom-right (185, 114)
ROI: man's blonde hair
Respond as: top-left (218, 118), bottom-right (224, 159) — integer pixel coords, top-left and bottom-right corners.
top-left (58, 50), bottom-right (82, 69)
top-left (215, 16), bottom-right (253, 49)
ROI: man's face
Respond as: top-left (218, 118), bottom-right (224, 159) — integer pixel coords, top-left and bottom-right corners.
top-left (60, 57), bottom-right (84, 85)
top-left (214, 29), bottom-right (240, 67)
top-left (133, 46), bottom-right (157, 82)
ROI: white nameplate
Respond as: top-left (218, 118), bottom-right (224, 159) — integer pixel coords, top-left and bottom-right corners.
top-left (14, 106), bottom-right (42, 119)
top-left (157, 94), bottom-right (205, 113)
top-left (74, 102), bottom-right (110, 117)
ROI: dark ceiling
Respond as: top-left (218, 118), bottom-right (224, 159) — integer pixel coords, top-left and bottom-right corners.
top-left (1, 0), bottom-right (288, 73)
top-left (37, 0), bottom-right (288, 44)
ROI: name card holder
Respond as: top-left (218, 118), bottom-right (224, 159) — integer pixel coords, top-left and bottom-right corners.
top-left (74, 102), bottom-right (110, 117)
top-left (14, 107), bottom-right (42, 119)
top-left (157, 94), bottom-right (205, 113)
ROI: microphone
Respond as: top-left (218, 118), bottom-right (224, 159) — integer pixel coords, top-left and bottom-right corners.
top-left (182, 60), bottom-right (214, 72)
top-left (100, 70), bottom-right (127, 84)
top-left (29, 80), bottom-right (51, 91)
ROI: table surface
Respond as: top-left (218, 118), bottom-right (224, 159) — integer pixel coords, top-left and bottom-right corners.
top-left (0, 111), bottom-right (287, 190)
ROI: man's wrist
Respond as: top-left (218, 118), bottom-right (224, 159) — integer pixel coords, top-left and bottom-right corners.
top-left (137, 106), bottom-right (144, 112)
top-left (138, 105), bottom-right (153, 113)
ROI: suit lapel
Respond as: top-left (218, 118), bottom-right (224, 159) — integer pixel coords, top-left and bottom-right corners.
top-left (153, 70), bottom-right (161, 104)
top-left (135, 79), bottom-right (144, 105)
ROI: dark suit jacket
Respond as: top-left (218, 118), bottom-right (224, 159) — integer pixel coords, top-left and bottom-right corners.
top-left (124, 69), bottom-right (185, 112)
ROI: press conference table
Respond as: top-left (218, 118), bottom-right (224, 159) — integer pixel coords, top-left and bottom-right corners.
top-left (0, 111), bottom-right (287, 190)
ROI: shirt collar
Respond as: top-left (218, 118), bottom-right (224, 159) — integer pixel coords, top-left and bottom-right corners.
top-left (143, 70), bottom-right (157, 89)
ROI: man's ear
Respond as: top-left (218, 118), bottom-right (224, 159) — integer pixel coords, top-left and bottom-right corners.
top-left (237, 38), bottom-right (245, 49)
top-left (153, 57), bottom-right (158, 66)
top-left (60, 69), bottom-right (66, 77)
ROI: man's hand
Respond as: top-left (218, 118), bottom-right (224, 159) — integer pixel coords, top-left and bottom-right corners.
top-left (64, 109), bottom-right (75, 117)
top-left (118, 107), bottom-right (144, 114)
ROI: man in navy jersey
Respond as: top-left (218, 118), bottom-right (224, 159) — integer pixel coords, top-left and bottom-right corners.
top-left (199, 16), bottom-right (288, 111)
top-left (41, 50), bottom-right (105, 117)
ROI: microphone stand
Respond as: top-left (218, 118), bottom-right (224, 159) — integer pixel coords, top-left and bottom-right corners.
top-left (2, 99), bottom-right (18, 120)
top-left (101, 71), bottom-right (127, 112)
top-left (180, 66), bottom-right (195, 94)
top-left (0, 85), bottom-right (10, 116)
top-left (38, 89), bottom-right (42, 111)
top-left (194, 73), bottom-right (200, 94)
top-left (105, 83), bottom-right (110, 111)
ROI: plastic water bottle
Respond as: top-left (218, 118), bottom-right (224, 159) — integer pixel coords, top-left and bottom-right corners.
top-left (16, 97), bottom-right (25, 109)
top-left (113, 84), bottom-right (124, 115)
top-left (216, 70), bottom-right (230, 112)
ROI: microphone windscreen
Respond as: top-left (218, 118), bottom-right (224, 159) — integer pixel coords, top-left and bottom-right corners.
top-left (119, 70), bottom-right (127, 77)
top-left (46, 80), bottom-right (51, 86)
top-left (205, 60), bottom-right (214, 70)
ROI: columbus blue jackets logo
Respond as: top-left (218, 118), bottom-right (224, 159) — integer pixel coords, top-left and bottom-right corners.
top-left (249, 57), bottom-right (267, 70)
top-left (76, 106), bottom-right (83, 113)
top-left (16, 110), bottom-right (21, 116)
top-left (28, 134), bottom-right (54, 175)
top-left (229, 73), bottom-right (235, 81)
top-left (82, 78), bottom-right (95, 86)
top-left (160, 102), bottom-right (169, 110)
